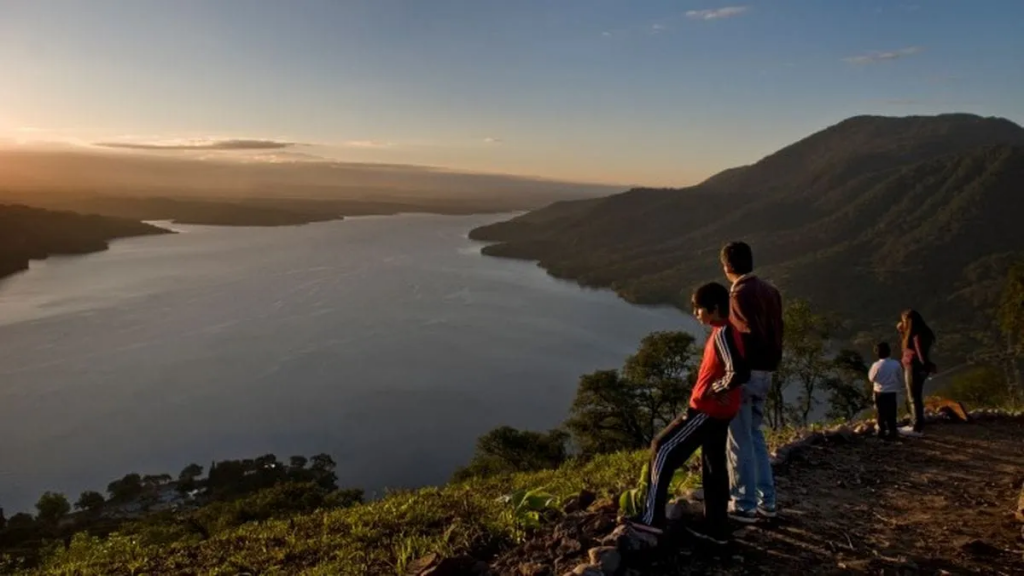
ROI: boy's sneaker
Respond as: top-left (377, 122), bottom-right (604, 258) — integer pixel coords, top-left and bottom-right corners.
top-left (684, 522), bottom-right (731, 546)
top-left (727, 508), bottom-right (759, 524)
top-left (623, 517), bottom-right (664, 537)
top-left (898, 426), bottom-right (923, 437)
top-left (756, 504), bottom-right (777, 519)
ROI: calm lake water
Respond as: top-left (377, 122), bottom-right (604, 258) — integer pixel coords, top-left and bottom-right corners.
top-left (0, 214), bottom-right (696, 513)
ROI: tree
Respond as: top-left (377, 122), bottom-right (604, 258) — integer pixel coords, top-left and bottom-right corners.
top-left (823, 349), bottom-right (873, 421)
top-left (309, 453), bottom-right (338, 490)
top-left (192, 482), bottom-right (361, 535)
top-left (621, 331), bottom-right (699, 434)
top-left (289, 456), bottom-right (308, 470)
top-left (771, 300), bottom-right (839, 427)
top-left (937, 366), bottom-right (1013, 408)
top-left (7, 512), bottom-right (35, 530)
top-left (565, 370), bottom-right (645, 455)
top-left (107, 473), bottom-right (143, 501)
top-left (566, 331), bottom-right (700, 455)
top-left (74, 490), bottom-right (106, 513)
top-left (452, 426), bottom-right (569, 480)
top-left (35, 492), bottom-right (70, 525)
top-left (179, 463), bottom-right (203, 482)
top-left (142, 474), bottom-right (173, 489)
top-left (327, 488), bottom-right (364, 509)
top-left (309, 453), bottom-right (336, 473)
top-left (255, 454), bottom-right (279, 470)
top-left (206, 460), bottom-right (246, 495)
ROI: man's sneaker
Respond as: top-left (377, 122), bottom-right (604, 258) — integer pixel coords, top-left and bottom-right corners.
top-left (684, 523), bottom-right (731, 546)
top-left (756, 504), bottom-right (777, 519)
top-left (727, 508), bottom-right (759, 524)
top-left (898, 426), bottom-right (923, 437)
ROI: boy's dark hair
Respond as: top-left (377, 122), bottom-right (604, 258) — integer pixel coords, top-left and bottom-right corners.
top-left (875, 342), bottom-right (891, 359)
top-left (691, 282), bottom-right (731, 316)
top-left (720, 241), bottom-right (754, 275)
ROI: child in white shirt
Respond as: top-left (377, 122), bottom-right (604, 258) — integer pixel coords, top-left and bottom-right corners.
top-left (869, 342), bottom-right (903, 440)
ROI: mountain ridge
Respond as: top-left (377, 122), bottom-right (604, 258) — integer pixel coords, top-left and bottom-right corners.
top-left (469, 114), bottom-right (1024, 359)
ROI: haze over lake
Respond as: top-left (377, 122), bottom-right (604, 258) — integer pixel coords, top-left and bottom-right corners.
top-left (0, 214), bottom-right (695, 513)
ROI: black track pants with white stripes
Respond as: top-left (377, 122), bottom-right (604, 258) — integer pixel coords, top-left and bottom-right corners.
top-left (640, 408), bottom-right (731, 533)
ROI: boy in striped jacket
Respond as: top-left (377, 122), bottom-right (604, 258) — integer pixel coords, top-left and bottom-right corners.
top-left (627, 282), bottom-right (750, 545)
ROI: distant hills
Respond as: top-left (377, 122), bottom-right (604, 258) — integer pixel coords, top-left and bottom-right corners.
top-left (0, 147), bottom-right (620, 226)
top-left (0, 148), bottom-right (618, 213)
top-left (470, 114), bottom-right (1024, 359)
top-left (0, 204), bottom-right (169, 280)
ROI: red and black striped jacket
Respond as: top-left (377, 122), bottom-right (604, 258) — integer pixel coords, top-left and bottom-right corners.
top-left (689, 322), bottom-right (749, 420)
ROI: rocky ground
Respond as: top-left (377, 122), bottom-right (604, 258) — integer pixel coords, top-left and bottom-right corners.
top-left (418, 415), bottom-right (1024, 576)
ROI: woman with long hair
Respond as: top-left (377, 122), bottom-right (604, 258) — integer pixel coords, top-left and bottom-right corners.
top-left (897, 309), bottom-right (936, 435)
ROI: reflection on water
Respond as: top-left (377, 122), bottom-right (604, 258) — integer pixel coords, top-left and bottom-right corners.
top-left (0, 214), bottom-right (694, 512)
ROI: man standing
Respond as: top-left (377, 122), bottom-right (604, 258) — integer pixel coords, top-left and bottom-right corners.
top-left (720, 241), bottom-right (783, 523)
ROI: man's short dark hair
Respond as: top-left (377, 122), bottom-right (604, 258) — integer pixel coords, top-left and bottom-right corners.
top-left (720, 242), bottom-right (754, 275)
top-left (691, 282), bottom-right (731, 316)
top-left (875, 342), bottom-right (891, 359)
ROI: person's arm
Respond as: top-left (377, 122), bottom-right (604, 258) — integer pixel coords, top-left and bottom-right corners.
top-left (711, 326), bottom-right (750, 394)
top-left (729, 284), bottom-right (753, 335)
top-left (730, 284), bottom-right (758, 361)
top-left (914, 335), bottom-right (931, 366)
top-left (868, 363), bottom-right (880, 385)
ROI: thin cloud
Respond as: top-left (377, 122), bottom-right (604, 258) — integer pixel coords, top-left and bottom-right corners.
top-left (685, 6), bottom-right (748, 20)
top-left (483, 137), bottom-right (503, 144)
top-left (343, 140), bottom-right (394, 149)
top-left (95, 138), bottom-right (295, 150)
top-left (844, 46), bottom-right (923, 65)
top-left (248, 151), bottom-right (332, 163)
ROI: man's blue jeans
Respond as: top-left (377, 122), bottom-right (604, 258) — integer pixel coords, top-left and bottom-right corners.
top-left (727, 370), bottom-right (776, 512)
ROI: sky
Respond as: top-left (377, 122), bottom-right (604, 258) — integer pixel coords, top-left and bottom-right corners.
top-left (1, 0), bottom-right (1022, 186)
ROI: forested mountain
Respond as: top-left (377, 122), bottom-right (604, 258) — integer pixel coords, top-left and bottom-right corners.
top-left (0, 204), bottom-right (169, 280)
top-left (470, 114), bottom-right (1024, 358)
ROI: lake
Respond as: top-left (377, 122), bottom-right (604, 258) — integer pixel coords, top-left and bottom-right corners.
top-left (0, 214), bottom-right (696, 513)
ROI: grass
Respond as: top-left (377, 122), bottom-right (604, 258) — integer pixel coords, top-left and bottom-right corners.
top-left (9, 421), bottom-right (928, 575)
top-left (17, 451), bottom-right (652, 576)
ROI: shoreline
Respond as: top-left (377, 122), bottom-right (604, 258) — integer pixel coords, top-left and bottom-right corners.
top-left (0, 213), bottom-right (689, 514)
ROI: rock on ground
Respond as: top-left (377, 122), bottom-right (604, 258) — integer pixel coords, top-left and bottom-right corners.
top-left (485, 419), bottom-right (1024, 575)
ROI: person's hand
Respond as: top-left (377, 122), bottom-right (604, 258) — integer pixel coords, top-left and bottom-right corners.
top-left (703, 386), bottom-right (731, 405)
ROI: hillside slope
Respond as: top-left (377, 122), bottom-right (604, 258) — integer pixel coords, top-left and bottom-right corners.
top-left (0, 204), bottom-right (170, 280)
top-left (490, 417), bottom-right (1024, 575)
top-left (470, 114), bottom-right (1024, 357)
top-left (19, 417), bottom-right (1024, 575)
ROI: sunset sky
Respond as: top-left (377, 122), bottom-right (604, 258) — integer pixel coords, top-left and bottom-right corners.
top-left (1, 0), bottom-right (1022, 186)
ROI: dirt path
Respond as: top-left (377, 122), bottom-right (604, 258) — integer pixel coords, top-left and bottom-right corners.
top-left (649, 418), bottom-right (1024, 575)
top-left (488, 418), bottom-right (1024, 575)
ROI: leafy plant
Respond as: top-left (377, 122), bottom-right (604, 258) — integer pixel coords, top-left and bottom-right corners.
top-left (617, 460), bottom-right (693, 518)
top-left (500, 487), bottom-right (561, 529)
